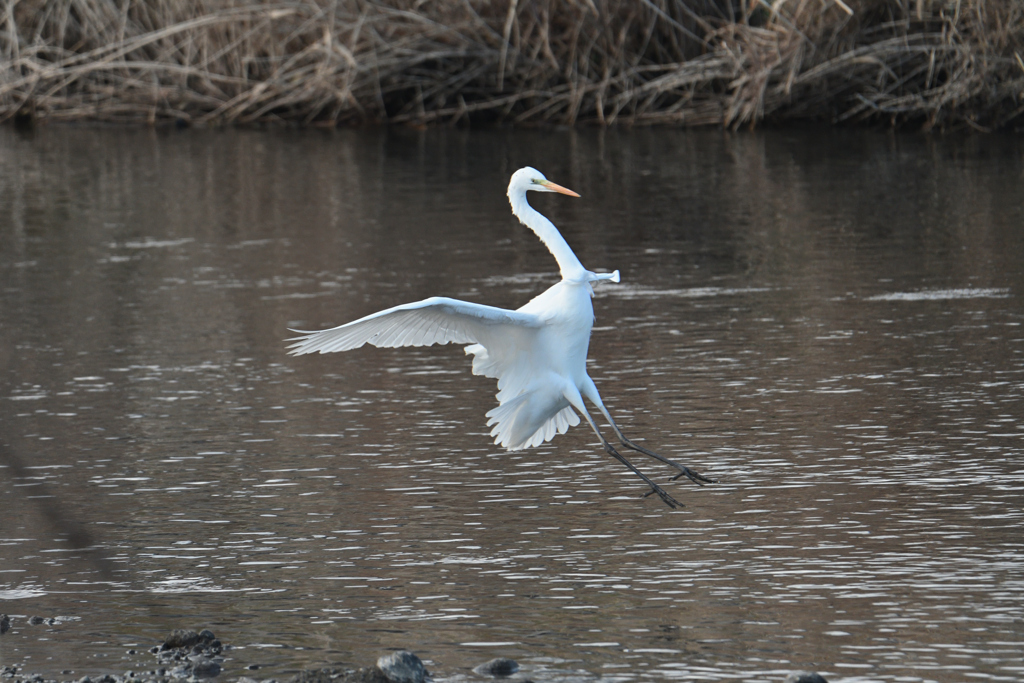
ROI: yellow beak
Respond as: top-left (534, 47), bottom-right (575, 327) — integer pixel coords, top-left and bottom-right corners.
top-left (538, 180), bottom-right (580, 197)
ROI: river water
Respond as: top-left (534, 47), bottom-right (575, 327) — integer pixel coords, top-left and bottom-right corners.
top-left (1, 125), bottom-right (1022, 682)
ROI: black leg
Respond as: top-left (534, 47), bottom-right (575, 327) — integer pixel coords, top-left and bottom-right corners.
top-left (578, 409), bottom-right (683, 509)
top-left (599, 437), bottom-right (683, 509)
top-left (599, 408), bottom-right (716, 486)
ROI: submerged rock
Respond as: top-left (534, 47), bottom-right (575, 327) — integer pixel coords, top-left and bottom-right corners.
top-left (154, 629), bottom-right (224, 680)
top-left (290, 668), bottom-right (387, 683)
top-left (348, 669), bottom-right (390, 683)
top-left (472, 658), bottom-right (519, 677)
top-left (161, 630), bottom-right (205, 651)
top-left (0, 615), bottom-right (9, 634)
top-left (190, 659), bottom-right (221, 679)
top-left (290, 668), bottom-right (345, 683)
top-left (159, 629), bottom-right (222, 659)
top-left (375, 652), bottom-right (426, 683)
top-left (785, 673), bottom-right (828, 683)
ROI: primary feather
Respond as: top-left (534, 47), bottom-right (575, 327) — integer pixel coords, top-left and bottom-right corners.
top-left (287, 297), bottom-right (540, 353)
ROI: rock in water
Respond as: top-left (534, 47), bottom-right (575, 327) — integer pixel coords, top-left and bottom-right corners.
top-left (347, 669), bottom-right (391, 683)
top-left (161, 628), bottom-right (220, 655)
top-left (291, 668), bottom-right (348, 683)
top-left (162, 630), bottom-right (203, 650)
top-left (191, 658), bottom-right (222, 678)
top-left (375, 651), bottom-right (427, 683)
top-left (0, 614), bottom-right (10, 634)
top-left (170, 664), bottom-right (192, 678)
top-left (785, 673), bottom-right (828, 683)
top-left (472, 658), bottom-right (520, 676)
top-left (290, 667), bottom-right (388, 683)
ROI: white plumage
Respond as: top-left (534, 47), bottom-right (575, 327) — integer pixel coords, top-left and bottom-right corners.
top-left (287, 167), bottom-right (712, 507)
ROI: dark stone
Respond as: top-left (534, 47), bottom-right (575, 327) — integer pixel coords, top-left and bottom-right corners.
top-left (169, 666), bottom-right (191, 679)
top-left (472, 658), bottom-right (519, 677)
top-left (291, 667), bottom-right (348, 683)
top-left (161, 633), bottom-right (219, 659)
top-left (246, 665), bottom-right (260, 670)
top-left (190, 659), bottom-right (221, 679)
top-left (162, 630), bottom-right (203, 651)
top-left (375, 652), bottom-right (426, 683)
top-left (28, 616), bottom-right (45, 625)
top-left (343, 669), bottom-right (390, 683)
top-left (785, 673), bottom-right (828, 683)
top-left (0, 615), bottom-right (10, 634)
top-left (290, 668), bottom-right (388, 683)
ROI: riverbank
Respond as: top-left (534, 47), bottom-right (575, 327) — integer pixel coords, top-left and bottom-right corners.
top-left (1, 0), bottom-right (1021, 130)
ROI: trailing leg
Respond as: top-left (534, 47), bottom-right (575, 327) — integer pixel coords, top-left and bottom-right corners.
top-left (564, 388), bottom-right (682, 508)
top-left (584, 379), bottom-right (715, 486)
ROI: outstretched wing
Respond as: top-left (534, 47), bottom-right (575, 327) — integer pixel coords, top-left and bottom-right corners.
top-left (286, 296), bottom-right (542, 355)
top-left (287, 296), bottom-right (574, 452)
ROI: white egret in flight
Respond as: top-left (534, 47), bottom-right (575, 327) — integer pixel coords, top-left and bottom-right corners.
top-left (287, 167), bottom-right (713, 508)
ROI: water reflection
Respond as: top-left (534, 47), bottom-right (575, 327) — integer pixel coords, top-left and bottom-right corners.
top-left (1, 126), bottom-right (1023, 682)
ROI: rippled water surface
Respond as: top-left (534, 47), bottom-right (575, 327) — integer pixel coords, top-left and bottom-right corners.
top-left (1, 126), bottom-right (1022, 682)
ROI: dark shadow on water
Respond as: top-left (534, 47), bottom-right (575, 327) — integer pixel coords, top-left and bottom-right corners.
top-left (0, 438), bottom-right (115, 579)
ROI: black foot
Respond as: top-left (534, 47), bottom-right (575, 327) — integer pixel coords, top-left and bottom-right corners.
top-left (642, 484), bottom-right (683, 508)
top-left (670, 466), bottom-right (716, 486)
top-left (616, 436), bottom-right (715, 487)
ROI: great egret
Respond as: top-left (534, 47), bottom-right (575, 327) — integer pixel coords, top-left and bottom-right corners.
top-left (287, 167), bottom-right (713, 508)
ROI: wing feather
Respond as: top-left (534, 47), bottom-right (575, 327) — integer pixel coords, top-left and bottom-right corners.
top-left (287, 296), bottom-right (541, 356)
top-left (288, 296), bottom-right (582, 452)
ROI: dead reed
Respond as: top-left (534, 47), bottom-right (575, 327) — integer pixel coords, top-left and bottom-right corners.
top-left (1, 0), bottom-right (1021, 129)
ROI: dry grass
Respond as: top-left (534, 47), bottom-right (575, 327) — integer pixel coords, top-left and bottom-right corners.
top-left (1, 0), bottom-right (1021, 129)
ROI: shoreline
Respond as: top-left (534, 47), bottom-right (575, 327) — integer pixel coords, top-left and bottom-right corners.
top-left (2, 0), bottom-right (1021, 131)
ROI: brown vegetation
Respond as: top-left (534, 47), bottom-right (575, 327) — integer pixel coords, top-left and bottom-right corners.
top-left (1, 0), bottom-right (1022, 129)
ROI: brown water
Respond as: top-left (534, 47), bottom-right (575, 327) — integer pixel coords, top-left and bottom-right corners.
top-left (1, 125), bottom-right (1022, 682)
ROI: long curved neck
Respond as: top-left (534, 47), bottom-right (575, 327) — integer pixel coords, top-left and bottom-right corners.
top-left (509, 189), bottom-right (587, 282)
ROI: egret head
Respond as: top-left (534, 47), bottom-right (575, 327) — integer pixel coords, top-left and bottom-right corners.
top-left (509, 167), bottom-right (580, 198)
